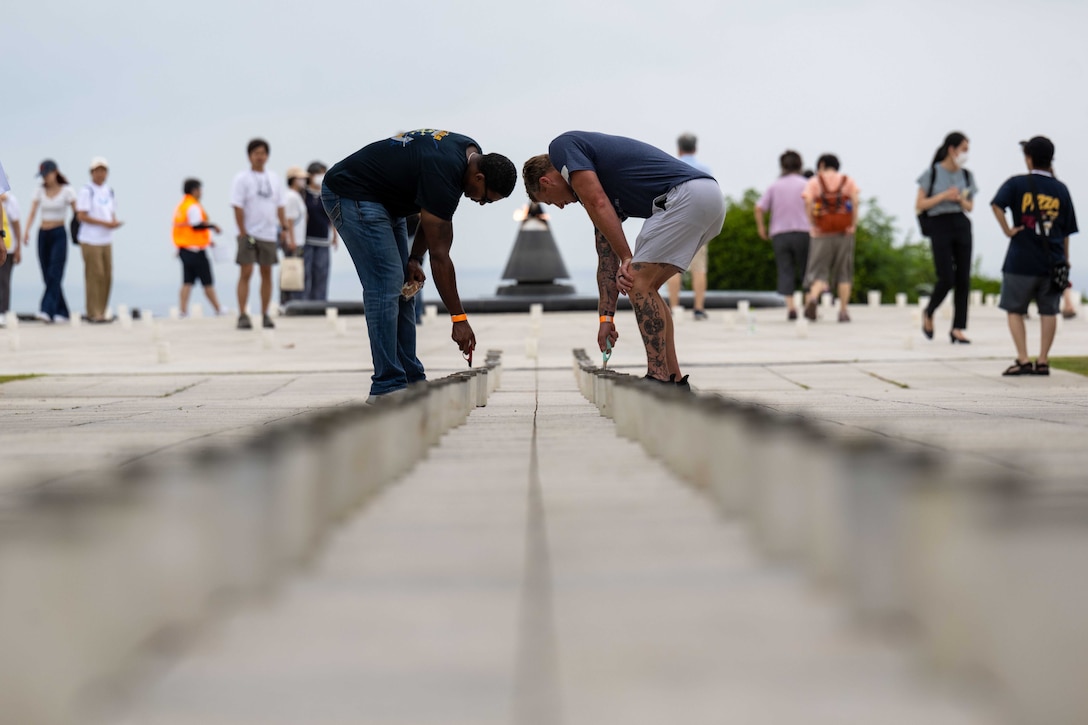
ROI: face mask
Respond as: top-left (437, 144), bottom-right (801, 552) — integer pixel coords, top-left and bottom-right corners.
top-left (311, 174), bottom-right (324, 187)
top-left (955, 152), bottom-right (969, 168)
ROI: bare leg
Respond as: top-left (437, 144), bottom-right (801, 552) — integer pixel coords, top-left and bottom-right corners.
top-left (259, 265), bottom-right (273, 316)
top-left (693, 269), bottom-right (707, 312)
top-left (666, 273), bottom-right (681, 310)
top-left (1007, 313), bottom-right (1030, 362)
top-left (180, 284), bottom-right (192, 316)
top-left (237, 264), bottom-right (253, 316)
top-left (630, 262), bottom-right (683, 380)
top-left (1038, 314), bottom-right (1058, 363)
top-left (806, 279), bottom-right (827, 306)
top-left (837, 283), bottom-right (851, 312)
top-left (1061, 288), bottom-right (1077, 315)
top-left (204, 286), bottom-right (222, 314)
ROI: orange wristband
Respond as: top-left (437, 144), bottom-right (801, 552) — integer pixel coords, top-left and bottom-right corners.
top-left (450, 313), bottom-right (468, 323)
top-left (599, 315), bottom-right (613, 323)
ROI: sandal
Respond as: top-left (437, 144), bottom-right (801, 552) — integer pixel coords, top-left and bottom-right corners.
top-left (1034, 361), bottom-right (1050, 376)
top-left (1002, 360), bottom-right (1035, 376)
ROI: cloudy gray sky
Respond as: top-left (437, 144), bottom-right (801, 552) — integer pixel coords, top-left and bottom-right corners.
top-left (5, 0), bottom-right (1087, 314)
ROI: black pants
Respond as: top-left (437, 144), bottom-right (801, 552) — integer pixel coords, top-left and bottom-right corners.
top-left (772, 231), bottom-right (811, 297)
top-left (925, 213), bottom-right (972, 330)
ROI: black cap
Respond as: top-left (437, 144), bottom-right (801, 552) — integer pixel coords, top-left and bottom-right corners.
top-left (1020, 136), bottom-right (1055, 167)
top-left (38, 159), bottom-right (58, 176)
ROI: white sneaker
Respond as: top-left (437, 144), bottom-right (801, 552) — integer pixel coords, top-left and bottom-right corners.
top-left (35, 311), bottom-right (52, 323)
top-left (53, 315), bottom-right (69, 324)
top-left (0, 313), bottom-right (6, 327)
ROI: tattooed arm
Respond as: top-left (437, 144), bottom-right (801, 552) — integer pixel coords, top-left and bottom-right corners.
top-left (596, 228), bottom-right (620, 352)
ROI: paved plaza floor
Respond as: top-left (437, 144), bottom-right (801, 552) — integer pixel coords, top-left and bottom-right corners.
top-left (1, 302), bottom-right (1086, 723)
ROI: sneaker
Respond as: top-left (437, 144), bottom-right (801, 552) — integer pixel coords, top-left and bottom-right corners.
top-left (35, 311), bottom-right (52, 323)
top-left (788, 309), bottom-right (798, 321)
top-left (53, 315), bottom-right (69, 324)
top-left (262, 314), bottom-right (275, 329)
top-left (0, 313), bottom-right (6, 327)
top-left (693, 309), bottom-right (708, 321)
top-left (237, 314), bottom-right (252, 330)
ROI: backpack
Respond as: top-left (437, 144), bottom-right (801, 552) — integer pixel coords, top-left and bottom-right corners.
top-left (812, 174), bottom-right (854, 234)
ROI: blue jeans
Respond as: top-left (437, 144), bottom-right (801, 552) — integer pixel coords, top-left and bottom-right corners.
top-left (321, 186), bottom-right (425, 396)
top-left (38, 227), bottom-right (70, 319)
top-left (303, 244), bottom-right (331, 301)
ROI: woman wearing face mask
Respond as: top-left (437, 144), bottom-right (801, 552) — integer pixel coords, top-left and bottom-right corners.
top-left (917, 132), bottom-right (978, 343)
top-left (279, 166), bottom-right (308, 308)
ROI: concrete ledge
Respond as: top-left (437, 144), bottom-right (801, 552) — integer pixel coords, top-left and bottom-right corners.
top-left (0, 361), bottom-right (500, 725)
top-left (573, 349), bottom-right (1088, 725)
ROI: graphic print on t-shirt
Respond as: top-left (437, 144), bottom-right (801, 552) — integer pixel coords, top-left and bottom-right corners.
top-left (1020, 191), bottom-right (1062, 237)
top-left (389, 129), bottom-right (452, 148)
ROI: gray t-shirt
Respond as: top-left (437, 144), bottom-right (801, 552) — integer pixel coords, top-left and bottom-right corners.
top-left (548, 131), bottom-right (713, 219)
top-left (916, 164), bottom-right (978, 217)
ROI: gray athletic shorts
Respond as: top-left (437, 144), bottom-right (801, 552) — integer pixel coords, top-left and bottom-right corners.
top-left (632, 178), bottom-right (726, 270)
top-left (1000, 272), bottom-right (1060, 315)
top-left (804, 233), bottom-right (855, 288)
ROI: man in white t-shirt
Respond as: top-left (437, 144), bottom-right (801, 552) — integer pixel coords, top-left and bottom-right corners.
top-left (280, 166), bottom-right (308, 308)
top-left (230, 138), bottom-right (293, 329)
top-left (76, 157), bottom-right (123, 322)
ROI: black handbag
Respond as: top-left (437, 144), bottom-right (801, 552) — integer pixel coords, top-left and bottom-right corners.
top-left (1027, 173), bottom-right (1070, 291)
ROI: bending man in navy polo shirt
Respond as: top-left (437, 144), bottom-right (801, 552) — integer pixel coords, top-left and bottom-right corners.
top-left (323, 129), bottom-right (517, 403)
top-left (523, 131), bottom-right (726, 389)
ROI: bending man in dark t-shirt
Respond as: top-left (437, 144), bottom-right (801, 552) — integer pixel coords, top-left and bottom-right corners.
top-left (523, 131), bottom-right (725, 388)
top-left (322, 129), bottom-right (517, 402)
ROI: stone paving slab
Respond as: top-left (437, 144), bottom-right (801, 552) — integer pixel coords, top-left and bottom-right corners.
top-left (102, 369), bottom-right (1002, 725)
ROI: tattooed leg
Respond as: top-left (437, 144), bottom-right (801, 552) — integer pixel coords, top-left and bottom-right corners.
top-left (628, 261), bottom-right (682, 380)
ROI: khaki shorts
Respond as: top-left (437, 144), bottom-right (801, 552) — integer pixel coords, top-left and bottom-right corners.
top-left (236, 237), bottom-right (279, 267)
top-left (803, 233), bottom-right (854, 288)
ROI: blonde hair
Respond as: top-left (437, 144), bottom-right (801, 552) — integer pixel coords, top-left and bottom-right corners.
top-left (522, 154), bottom-right (555, 200)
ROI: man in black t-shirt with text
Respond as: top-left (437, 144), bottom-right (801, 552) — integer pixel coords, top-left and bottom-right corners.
top-left (991, 135), bottom-right (1079, 376)
top-left (321, 130), bottom-right (516, 403)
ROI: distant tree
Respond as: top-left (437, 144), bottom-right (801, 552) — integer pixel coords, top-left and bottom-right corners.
top-left (705, 190), bottom-right (776, 292)
top-left (704, 189), bottom-right (998, 302)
